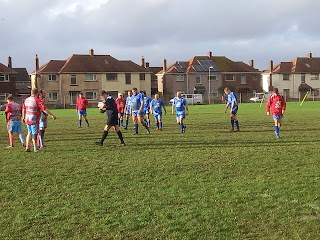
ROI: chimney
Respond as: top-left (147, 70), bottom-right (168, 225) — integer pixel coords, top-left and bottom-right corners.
top-left (307, 52), bottom-right (312, 59)
top-left (163, 58), bottom-right (167, 72)
top-left (269, 60), bottom-right (273, 91)
top-left (89, 49), bottom-right (94, 56)
top-left (249, 59), bottom-right (254, 68)
top-left (141, 56), bottom-right (145, 67)
top-left (8, 56), bottom-right (12, 68)
top-left (208, 51), bottom-right (212, 58)
top-left (35, 54), bottom-right (39, 71)
top-left (145, 62), bottom-right (150, 68)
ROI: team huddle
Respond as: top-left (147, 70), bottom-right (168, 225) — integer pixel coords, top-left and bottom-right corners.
top-left (3, 87), bottom-right (286, 151)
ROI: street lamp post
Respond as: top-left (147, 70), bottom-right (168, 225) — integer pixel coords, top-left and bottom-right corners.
top-left (208, 66), bottom-right (214, 104)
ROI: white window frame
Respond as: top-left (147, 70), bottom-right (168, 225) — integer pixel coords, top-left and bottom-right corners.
top-left (311, 73), bottom-right (319, 80)
top-left (252, 75), bottom-right (258, 81)
top-left (71, 74), bottom-right (77, 85)
top-left (0, 74), bottom-right (9, 82)
top-left (85, 91), bottom-right (98, 100)
top-left (225, 74), bottom-right (235, 81)
top-left (106, 73), bottom-right (118, 81)
top-left (283, 74), bottom-right (290, 81)
top-left (85, 73), bottom-right (97, 81)
top-left (176, 75), bottom-right (185, 82)
top-left (208, 74), bottom-right (217, 81)
top-left (196, 74), bottom-right (201, 84)
top-left (0, 93), bottom-right (8, 101)
top-left (48, 91), bottom-right (59, 101)
top-left (139, 73), bottom-right (146, 81)
top-left (241, 74), bottom-right (247, 84)
top-left (48, 74), bottom-right (58, 81)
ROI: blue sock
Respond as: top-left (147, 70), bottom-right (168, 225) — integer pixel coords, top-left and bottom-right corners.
top-left (125, 120), bottom-right (129, 128)
top-left (274, 126), bottom-right (279, 135)
top-left (134, 123), bottom-right (138, 133)
top-left (159, 121), bottom-right (163, 129)
top-left (235, 120), bottom-right (239, 129)
top-left (231, 120), bottom-right (235, 128)
top-left (120, 119), bottom-right (123, 126)
top-left (79, 120), bottom-right (82, 127)
top-left (180, 123), bottom-right (184, 131)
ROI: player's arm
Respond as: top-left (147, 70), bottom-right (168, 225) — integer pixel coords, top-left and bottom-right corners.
top-left (4, 105), bottom-right (10, 122)
top-left (224, 103), bottom-right (229, 113)
top-left (163, 102), bottom-right (167, 115)
top-left (38, 100), bottom-right (56, 119)
top-left (266, 98), bottom-right (271, 115)
top-left (185, 100), bottom-right (189, 115)
top-left (171, 102), bottom-right (174, 115)
top-left (139, 98), bottom-right (144, 113)
top-left (281, 97), bottom-right (286, 115)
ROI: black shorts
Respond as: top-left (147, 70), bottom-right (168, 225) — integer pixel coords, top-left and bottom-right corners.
top-left (107, 114), bottom-right (118, 126)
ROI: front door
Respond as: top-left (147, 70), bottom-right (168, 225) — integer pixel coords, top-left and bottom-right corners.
top-left (70, 91), bottom-right (79, 105)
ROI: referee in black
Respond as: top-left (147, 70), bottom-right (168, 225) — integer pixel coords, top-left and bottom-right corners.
top-left (95, 91), bottom-right (125, 146)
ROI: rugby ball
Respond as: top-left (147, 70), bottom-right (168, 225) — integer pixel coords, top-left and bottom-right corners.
top-left (98, 101), bottom-right (105, 108)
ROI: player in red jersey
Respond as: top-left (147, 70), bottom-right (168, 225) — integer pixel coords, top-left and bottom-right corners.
top-left (5, 94), bottom-right (25, 148)
top-left (76, 92), bottom-right (89, 128)
top-left (23, 88), bottom-right (56, 152)
top-left (115, 93), bottom-right (126, 127)
top-left (266, 88), bottom-right (286, 139)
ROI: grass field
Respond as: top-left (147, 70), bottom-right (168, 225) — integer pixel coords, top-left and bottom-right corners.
top-left (0, 102), bottom-right (320, 240)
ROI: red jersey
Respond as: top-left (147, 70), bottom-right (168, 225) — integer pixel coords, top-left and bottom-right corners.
top-left (76, 97), bottom-right (88, 110)
top-left (5, 102), bottom-right (22, 121)
top-left (23, 96), bottom-right (46, 125)
top-left (266, 93), bottom-right (286, 116)
top-left (115, 98), bottom-right (126, 113)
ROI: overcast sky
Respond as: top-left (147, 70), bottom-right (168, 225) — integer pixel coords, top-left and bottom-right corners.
top-left (1, 0), bottom-right (320, 72)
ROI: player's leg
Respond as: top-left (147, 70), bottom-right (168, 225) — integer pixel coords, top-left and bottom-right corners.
top-left (125, 113), bottom-right (129, 130)
top-left (25, 125), bottom-right (32, 152)
top-left (132, 112), bottom-right (139, 134)
top-left (273, 116), bottom-right (280, 138)
top-left (31, 125), bottom-right (39, 152)
top-left (16, 121), bottom-right (25, 147)
top-left (158, 114), bottom-right (163, 131)
top-left (154, 113), bottom-right (159, 130)
top-left (7, 121), bottom-right (14, 147)
top-left (230, 113), bottom-right (235, 131)
top-left (234, 115), bottom-right (240, 131)
top-left (96, 124), bottom-right (112, 145)
top-left (146, 113), bottom-right (150, 128)
top-left (139, 113), bottom-right (150, 133)
top-left (83, 111), bottom-right (89, 127)
top-left (114, 125), bottom-right (125, 145)
top-left (78, 111), bottom-right (83, 128)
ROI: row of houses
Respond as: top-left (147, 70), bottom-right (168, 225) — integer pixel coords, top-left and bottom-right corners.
top-left (1, 50), bottom-right (320, 107)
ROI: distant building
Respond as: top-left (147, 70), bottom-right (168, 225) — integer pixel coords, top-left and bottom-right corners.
top-left (0, 59), bottom-right (17, 104)
top-left (31, 49), bottom-right (152, 108)
top-left (262, 52), bottom-right (320, 100)
top-left (156, 51), bottom-right (262, 103)
top-left (140, 56), bottom-right (162, 96)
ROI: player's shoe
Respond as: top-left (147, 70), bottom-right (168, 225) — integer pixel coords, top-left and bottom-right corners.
top-left (94, 141), bottom-right (103, 146)
top-left (230, 128), bottom-right (235, 132)
top-left (25, 148), bottom-right (31, 152)
top-left (156, 127), bottom-right (159, 131)
top-left (146, 128), bottom-right (150, 134)
top-left (234, 128), bottom-right (240, 132)
top-left (22, 143), bottom-right (26, 147)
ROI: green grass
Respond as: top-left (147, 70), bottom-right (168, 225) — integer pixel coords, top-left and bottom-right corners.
top-left (0, 102), bottom-right (319, 239)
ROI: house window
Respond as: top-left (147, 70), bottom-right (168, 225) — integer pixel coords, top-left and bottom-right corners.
top-left (283, 74), bottom-right (290, 81)
top-left (48, 92), bottom-right (58, 101)
top-left (0, 74), bottom-right (9, 82)
top-left (85, 73), bottom-right (97, 81)
top-left (0, 93), bottom-right (8, 101)
top-left (283, 89), bottom-right (290, 98)
top-left (208, 74), bottom-right (217, 81)
top-left (301, 74), bottom-right (305, 83)
top-left (313, 89), bottom-right (320, 96)
top-left (311, 73), bottom-right (319, 80)
top-left (241, 75), bottom-right (247, 84)
top-left (176, 75), bottom-right (185, 82)
top-left (253, 75), bottom-right (258, 81)
top-left (125, 73), bottom-right (131, 85)
top-left (139, 73), bottom-right (145, 81)
top-left (48, 74), bottom-right (57, 81)
top-left (196, 75), bottom-right (201, 84)
top-left (71, 75), bottom-right (77, 85)
top-left (225, 74), bottom-right (235, 81)
top-left (85, 91), bottom-right (98, 100)
top-left (212, 91), bottom-right (219, 97)
top-left (106, 73), bottom-right (118, 81)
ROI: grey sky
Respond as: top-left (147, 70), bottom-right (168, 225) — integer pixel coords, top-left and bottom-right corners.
top-left (1, 0), bottom-right (319, 72)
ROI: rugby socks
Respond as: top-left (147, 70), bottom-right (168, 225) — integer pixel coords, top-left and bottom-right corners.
top-left (147, 119), bottom-right (150, 128)
top-left (100, 130), bottom-right (109, 144)
top-left (235, 120), bottom-right (240, 130)
top-left (180, 123), bottom-right (184, 132)
top-left (159, 121), bottom-right (163, 129)
top-left (78, 120), bottom-right (82, 127)
top-left (39, 130), bottom-right (45, 147)
top-left (134, 123), bottom-right (138, 134)
top-left (156, 122), bottom-right (159, 129)
top-left (85, 119), bottom-right (89, 126)
top-left (125, 119), bottom-right (129, 128)
top-left (231, 119), bottom-right (235, 128)
top-left (274, 126), bottom-right (280, 137)
top-left (117, 131), bottom-right (125, 144)
top-left (19, 133), bottom-right (25, 145)
top-left (120, 119), bottom-right (123, 126)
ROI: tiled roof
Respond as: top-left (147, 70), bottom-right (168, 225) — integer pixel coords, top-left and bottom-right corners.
top-left (157, 56), bottom-right (260, 74)
top-left (36, 55), bottom-right (153, 74)
top-left (12, 68), bottom-right (30, 82)
top-left (0, 63), bottom-right (16, 74)
top-left (264, 57), bottom-right (320, 74)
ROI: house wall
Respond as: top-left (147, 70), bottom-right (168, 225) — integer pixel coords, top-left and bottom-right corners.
top-left (0, 74), bottom-right (16, 104)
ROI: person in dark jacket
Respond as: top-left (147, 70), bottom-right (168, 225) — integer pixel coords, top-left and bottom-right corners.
top-left (95, 91), bottom-right (125, 146)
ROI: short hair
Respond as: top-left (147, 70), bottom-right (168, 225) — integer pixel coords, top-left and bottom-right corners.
top-left (274, 88), bottom-right (279, 94)
top-left (224, 87), bottom-right (230, 91)
top-left (79, 92), bottom-right (84, 95)
top-left (7, 94), bottom-right (13, 101)
top-left (101, 90), bottom-right (108, 95)
top-left (132, 87), bottom-right (138, 91)
top-left (31, 88), bottom-right (38, 95)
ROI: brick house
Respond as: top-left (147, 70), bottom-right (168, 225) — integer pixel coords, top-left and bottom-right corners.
top-left (30, 49), bottom-right (152, 108)
top-left (156, 51), bottom-right (262, 103)
top-left (0, 61), bottom-right (16, 104)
